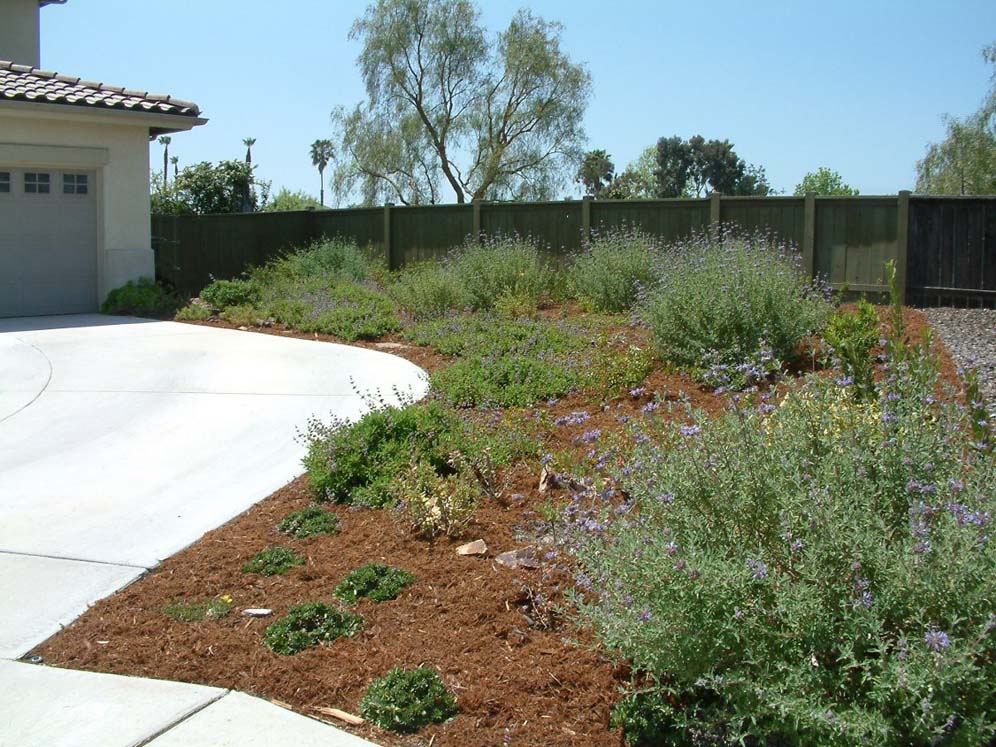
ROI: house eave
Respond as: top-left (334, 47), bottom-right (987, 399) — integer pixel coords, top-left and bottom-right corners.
top-left (0, 97), bottom-right (207, 135)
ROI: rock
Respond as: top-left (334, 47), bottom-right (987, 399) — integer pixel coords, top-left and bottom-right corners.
top-left (456, 539), bottom-right (488, 556)
top-left (374, 341), bottom-right (410, 350)
top-left (538, 467), bottom-right (556, 492)
top-left (242, 608), bottom-right (273, 617)
top-left (495, 547), bottom-right (540, 570)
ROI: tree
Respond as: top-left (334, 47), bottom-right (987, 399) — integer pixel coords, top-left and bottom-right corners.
top-left (264, 187), bottom-right (323, 212)
top-left (794, 167), bottom-right (859, 196)
top-left (653, 135), bottom-right (770, 197)
top-left (915, 43), bottom-right (996, 195)
top-left (243, 137), bottom-right (256, 165)
top-left (158, 136), bottom-right (171, 186)
top-left (170, 155), bottom-right (179, 178)
top-left (151, 160), bottom-right (270, 215)
top-left (310, 139), bottom-right (334, 206)
top-left (577, 149), bottom-right (614, 196)
top-left (331, 0), bottom-right (591, 206)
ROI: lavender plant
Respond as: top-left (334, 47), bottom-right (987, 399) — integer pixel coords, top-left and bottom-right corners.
top-left (568, 350), bottom-right (996, 745)
top-left (641, 227), bottom-right (830, 375)
top-left (446, 236), bottom-right (554, 312)
top-left (570, 228), bottom-right (663, 312)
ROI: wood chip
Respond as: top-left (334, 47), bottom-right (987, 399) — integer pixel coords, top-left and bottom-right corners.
top-left (311, 706), bottom-right (366, 726)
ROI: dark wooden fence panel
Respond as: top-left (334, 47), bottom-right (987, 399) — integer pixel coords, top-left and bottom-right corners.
top-left (391, 204), bottom-right (473, 265)
top-left (153, 195), bottom-right (996, 306)
top-left (907, 198), bottom-right (995, 307)
top-left (813, 198), bottom-right (898, 293)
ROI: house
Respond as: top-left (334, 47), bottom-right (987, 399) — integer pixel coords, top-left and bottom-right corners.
top-left (0, 0), bottom-right (205, 317)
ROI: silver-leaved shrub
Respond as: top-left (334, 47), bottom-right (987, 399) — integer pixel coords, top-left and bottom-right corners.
top-left (568, 346), bottom-right (995, 745)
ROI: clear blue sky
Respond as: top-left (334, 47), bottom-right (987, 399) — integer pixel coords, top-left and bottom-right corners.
top-left (40, 0), bottom-right (996, 201)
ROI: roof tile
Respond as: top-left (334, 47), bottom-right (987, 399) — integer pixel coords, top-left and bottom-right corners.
top-left (0, 60), bottom-right (201, 118)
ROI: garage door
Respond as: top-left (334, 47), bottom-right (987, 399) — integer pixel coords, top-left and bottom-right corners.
top-left (0, 167), bottom-right (98, 317)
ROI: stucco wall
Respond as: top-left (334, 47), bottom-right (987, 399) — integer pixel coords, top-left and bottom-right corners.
top-left (0, 0), bottom-right (41, 67)
top-left (0, 115), bottom-right (154, 300)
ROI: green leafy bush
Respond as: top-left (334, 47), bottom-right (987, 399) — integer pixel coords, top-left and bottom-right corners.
top-left (303, 399), bottom-right (466, 507)
top-left (101, 278), bottom-right (180, 316)
top-left (174, 302), bottom-right (213, 321)
top-left (164, 594), bottom-right (234, 623)
top-left (241, 546), bottom-right (305, 576)
top-left (276, 505), bottom-right (340, 538)
top-left (447, 236), bottom-right (553, 312)
top-left (641, 227), bottom-right (830, 374)
top-left (823, 299), bottom-right (880, 401)
top-left (272, 237), bottom-right (371, 283)
top-left (335, 563), bottom-right (416, 604)
top-left (570, 229), bottom-right (662, 312)
top-left (200, 278), bottom-right (258, 310)
top-left (263, 602), bottom-right (363, 655)
top-left (431, 353), bottom-right (581, 408)
top-left (389, 263), bottom-right (469, 319)
top-left (359, 667), bottom-right (458, 733)
top-left (220, 303), bottom-right (262, 327)
top-left (394, 459), bottom-right (483, 537)
top-left (570, 347), bottom-right (996, 745)
top-left (264, 280), bottom-right (400, 340)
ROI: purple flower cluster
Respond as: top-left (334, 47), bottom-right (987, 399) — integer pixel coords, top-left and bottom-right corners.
top-left (747, 559), bottom-right (768, 579)
top-left (554, 410), bottom-right (590, 426)
top-left (924, 628), bottom-right (951, 652)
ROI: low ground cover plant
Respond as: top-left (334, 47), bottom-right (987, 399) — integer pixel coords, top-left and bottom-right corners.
top-left (334, 564), bottom-right (416, 604)
top-left (200, 278), bottom-right (257, 309)
top-left (263, 602), bottom-right (363, 655)
top-left (570, 228), bottom-right (662, 312)
top-left (164, 594), bottom-right (234, 623)
top-left (359, 667), bottom-right (458, 733)
top-left (174, 302), bottom-right (213, 321)
top-left (241, 546), bottom-right (305, 576)
top-left (102, 278), bottom-right (180, 316)
top-left (276, 505), bottom-right (339, 538)
top-left (568, 334), bottom-right (996, 744)
top-left (641, 226), bottom-right (830, 379)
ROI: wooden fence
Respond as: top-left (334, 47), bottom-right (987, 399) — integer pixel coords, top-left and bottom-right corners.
top-left (152, 193), bottom-right (996, 307)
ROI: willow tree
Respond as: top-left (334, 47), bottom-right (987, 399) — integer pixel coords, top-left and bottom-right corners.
top-left (331, 0), bottom-right (590, 205)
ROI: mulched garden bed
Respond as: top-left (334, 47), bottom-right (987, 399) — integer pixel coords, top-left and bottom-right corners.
top-left (30, 306), bottom-right (955, 747)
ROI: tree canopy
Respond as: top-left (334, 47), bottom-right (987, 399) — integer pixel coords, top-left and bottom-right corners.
top-left (793, 167), bottom-right (859, 196)
top-left (151, 160), bottom-right (270, 215)
top-left (330, 0), bottom-right (591, 206)
top-left (264, 188), bottom-right (323, 212)
top-left (915, 42), bottom-right (996, 195)
top-left (654, 135), bottom-right (771, 197)
top-left (577, 149), bottom-right (614, 196)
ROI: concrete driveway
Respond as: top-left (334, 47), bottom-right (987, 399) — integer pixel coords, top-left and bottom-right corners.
top-left (0, 314), bottom-right (427, 659)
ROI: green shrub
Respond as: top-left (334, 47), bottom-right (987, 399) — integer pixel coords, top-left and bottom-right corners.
top-left (220, 303), bottom-right (261, 327)
top-left (335, 563), bottom-right (416, 604)
top-left (823, 299), bottom-right (880, 401)
top-left (570, 229), bottom-right (662, 312)
top-left (394, 460), bottom-right (483, 537)
top-left (389, 263), bottom-right (468, 319)
top-left (570, 347), bottom-right (996, 745)
top-left (271, 237), bottom-right (371, 282)
top-left (431, 353), bottom-right (581, 408)
top-left (276, 505), bottom-right (340, 538)
top-left (360, 667), bottom-right (458, 733)
top-left (583, 342), bottom-right (655, 400)
top-left (241, 546), bottom-right (305, 576)
top-left (164, 594), bottom-right (234, 623)
top-left (200, 278), bottom-right (257, 310)
top-left (641, 228), bottom-right (830, 374)
top-left (447, 236), bottom-right (552, 311)
top-left (101, 278), bottom-right (180, 316)
top-left (263, 602), bottom-right (363, 655)
top-left (262, 280), bottom-right (399, 340)
top-left (174, 303), bottom-right (213, 321)
top-left (303, 400), bottom-right (466, 507)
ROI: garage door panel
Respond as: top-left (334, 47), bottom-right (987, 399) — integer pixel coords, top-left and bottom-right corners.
top-left (0, 167), bottom-right (98, 317)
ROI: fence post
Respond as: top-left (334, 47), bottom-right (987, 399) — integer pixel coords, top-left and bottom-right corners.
top-left (472, 199), bottom-right (482, 242)
top-left (895, 190), bottom-right (910, 304)
top-left (383, 202), bottom-right (396, 270)
top-left (709, 192), bottom-right (721, 224)
top-left (581, 195), bottom-right (593, 244)
top-left (802, 192), bottom-right (816, 279)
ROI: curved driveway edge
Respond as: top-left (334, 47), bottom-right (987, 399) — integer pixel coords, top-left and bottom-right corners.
top-left (0, 314), bottom-right (424, 746)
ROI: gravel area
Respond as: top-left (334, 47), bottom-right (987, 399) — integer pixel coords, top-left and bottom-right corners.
top-left (923, 307), bottom-right (996, 413)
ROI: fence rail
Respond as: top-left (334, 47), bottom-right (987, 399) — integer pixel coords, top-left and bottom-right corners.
top-left (153, 193), bottom-right (996, 307)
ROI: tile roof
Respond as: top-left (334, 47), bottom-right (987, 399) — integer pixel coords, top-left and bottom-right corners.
top-left (0, 60), bottom-right (201, 118)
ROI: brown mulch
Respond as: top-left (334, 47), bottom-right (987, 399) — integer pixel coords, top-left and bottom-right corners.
top-left (30, 306), bottom-right (956, 747)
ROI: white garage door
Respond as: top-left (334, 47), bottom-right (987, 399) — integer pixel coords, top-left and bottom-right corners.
top-left (0, 167), bottom-right (98, 317)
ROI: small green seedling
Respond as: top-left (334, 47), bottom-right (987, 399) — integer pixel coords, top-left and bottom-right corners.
top-left (334, 564), bottom-right (416, 604)
top-left (277, 505), bottom-right (340, 539)
top-left (263, 602), bottom-right (363, 655)
top-left (241, 546), bottom-right (305, 576)
top-left (164, 594), bottom-right (234, 622)
top-left (360, 667), bottom-right (458, 733)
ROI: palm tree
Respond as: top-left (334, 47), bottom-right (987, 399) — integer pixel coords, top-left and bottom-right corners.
top-left (310, 139), bottom-right (334, 207)
top-left (170, 155), bottom-right (179, 178)
top-left (158, 136), bottom-right (171, 185)
top-left (243, 137), bottom-right (256, 166)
